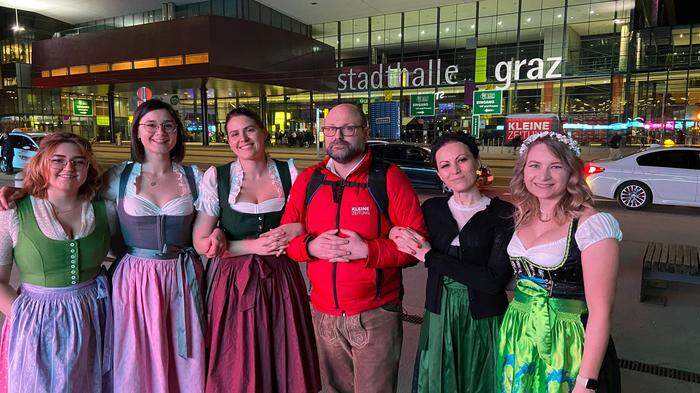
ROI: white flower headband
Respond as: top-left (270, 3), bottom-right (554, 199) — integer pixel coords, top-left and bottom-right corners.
top-left (518, 131), bottom-right (581, 157)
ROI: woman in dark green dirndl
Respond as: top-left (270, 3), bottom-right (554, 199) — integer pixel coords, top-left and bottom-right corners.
top-left (389, 133), bottom-right (514, 393)
top-left (498, 132), bottom-right (622, 393)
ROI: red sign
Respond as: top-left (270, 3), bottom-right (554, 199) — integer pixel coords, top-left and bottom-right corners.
top-left (505, 114), bottom-right (559, 142)
top-left (137, 86), bottom-right (152, 101)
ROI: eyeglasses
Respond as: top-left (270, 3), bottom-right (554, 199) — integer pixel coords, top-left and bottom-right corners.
top-left (139, 121), bottom-right (177, 134)
top-left (321, 125), bottom-right (363, 137)
top-left (49, 158), bottom-right (88, 171)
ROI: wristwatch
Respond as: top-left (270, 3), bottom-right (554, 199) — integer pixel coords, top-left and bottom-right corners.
top-left (576, 375), bottom-right (599, 390)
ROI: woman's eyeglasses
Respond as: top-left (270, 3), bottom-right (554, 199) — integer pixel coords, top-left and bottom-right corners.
top-left (49, 158), bottom-right (88, 171)
top-left (139, 122), bottom-right (177, 134)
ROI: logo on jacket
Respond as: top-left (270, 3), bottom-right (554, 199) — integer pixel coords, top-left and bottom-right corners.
top-left (351, 206), bottom-right (371, 216)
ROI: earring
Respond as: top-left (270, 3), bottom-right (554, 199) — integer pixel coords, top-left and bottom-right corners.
top-left (442, 182), bottom-right (451, 193)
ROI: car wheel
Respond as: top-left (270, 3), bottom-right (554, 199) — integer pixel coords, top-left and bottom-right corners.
top-left (616, 181), bottom-right (652, 210)
top-left (0, 158), bottom-right (7, 174)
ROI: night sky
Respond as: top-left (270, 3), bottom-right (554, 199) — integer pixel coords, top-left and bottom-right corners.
top-left (675, 0), bottom-right (700, 25)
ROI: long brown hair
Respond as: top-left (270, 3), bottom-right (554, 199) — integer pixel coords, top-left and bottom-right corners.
top-left (23, 132), bottom-right (102, 200)
top-left (510, 137), bottom-right (594, 228)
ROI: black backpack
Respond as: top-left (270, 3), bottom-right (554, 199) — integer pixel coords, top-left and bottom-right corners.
top-left (304, 156), bottom-right (393, 300)
top-left (304, 156), bottom-right (391, 237)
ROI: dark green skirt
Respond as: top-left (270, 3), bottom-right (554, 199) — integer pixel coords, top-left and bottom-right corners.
top-left (413, 277), bottom-right (501, 393)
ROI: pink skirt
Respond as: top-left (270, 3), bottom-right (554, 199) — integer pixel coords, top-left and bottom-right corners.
top-left (112, 254), bottom-right (206, 393)
top-left (205, 254), bottom-right (321, 393)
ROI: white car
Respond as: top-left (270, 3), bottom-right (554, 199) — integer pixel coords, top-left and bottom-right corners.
top-left (585, 145), bottom-right (700, 209)
top-left (0, 130), bottom-right (45, 173)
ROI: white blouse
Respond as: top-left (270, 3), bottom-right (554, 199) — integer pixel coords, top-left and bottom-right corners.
top-left (196, 158), bottom-right (298, 217)
top-left (101, 161), bottom-right (204, 216)
top-left (448, 196), bottom-right (491, 246)
top-left (0, 196), bottom-right (117, 266)
top-left (507, 212), bottom-right (622, 268)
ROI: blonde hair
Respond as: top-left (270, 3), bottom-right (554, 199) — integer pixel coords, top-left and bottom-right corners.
top-left (23, 132), bottom-right (102, 200)
top-left (510, 137), bottom-right (594, 228)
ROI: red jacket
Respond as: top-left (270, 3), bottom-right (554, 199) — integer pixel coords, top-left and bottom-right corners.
top-left (281, 152), bottom-right (427, 316)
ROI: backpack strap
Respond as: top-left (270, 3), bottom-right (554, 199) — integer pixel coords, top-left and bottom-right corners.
top-left (368, 157), bottom-right (391, 224)
top-left (183, 165), bottom-right (199, 202)
top-left (305, 167), bottom-right (326, 207)
top-left (118, 162), bottom-right (135, 201)
top-left (367, 156), bottom-right (393, 300)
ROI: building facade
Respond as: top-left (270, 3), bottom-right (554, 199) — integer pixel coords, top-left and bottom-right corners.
top-left (2, 0), bottom-right (699, 145)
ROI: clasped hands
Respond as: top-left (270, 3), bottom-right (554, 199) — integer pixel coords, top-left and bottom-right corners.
top-left (307, 229), bottom-right (368, 263)
top-left (201, 223), bottom-right (303, 258)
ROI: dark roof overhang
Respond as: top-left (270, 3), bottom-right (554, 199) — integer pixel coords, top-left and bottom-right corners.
top-left (31, 15), bottom-right (337, 92)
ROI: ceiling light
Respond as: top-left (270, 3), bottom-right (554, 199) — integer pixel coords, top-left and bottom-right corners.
top-left (613, 19), bottom-right (623, 24)
top-left (557, 14), bottom-right (562, 18)
top-left (470, 24), bottom-right (475, 29)
top-left (497, 20), bottom-right (502, 26)
top-left (11, 8), bottom-right (24, 32)
top-left (526, 17), bottom-right (531, 22)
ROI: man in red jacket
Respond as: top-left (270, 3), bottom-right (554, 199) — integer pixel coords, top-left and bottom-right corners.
top-left (280, 103), bottom-right (426, 393)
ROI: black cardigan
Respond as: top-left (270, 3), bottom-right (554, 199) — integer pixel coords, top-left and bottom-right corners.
top-left (422, 196), bottom-right (515, 319)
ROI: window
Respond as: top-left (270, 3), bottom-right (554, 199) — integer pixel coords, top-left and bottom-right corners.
top-left (636, 150), bottom-right (699, 170)
top-left (383, 145), bottom-right (407, 160)
top-left (406, 147), bottom-right (430, 162)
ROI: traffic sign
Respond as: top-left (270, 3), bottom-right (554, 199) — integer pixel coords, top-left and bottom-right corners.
top-left (137, 86), bottom-right (153, 101)
top-left (471, 115), bottom-right (480, 138)
top-left (473, 90), bottom-right (502, 115)
top-left (72, 99), bottom-right (93, 116)
top-left (410, 93), bottom-right (435, 117)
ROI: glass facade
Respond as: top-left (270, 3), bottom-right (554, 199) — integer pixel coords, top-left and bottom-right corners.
top-left (5, 1), bottom-right (700, 146)
top-left (60, 0), bottom-right (309, 38)
top-left (307, 0), bottom-right (637, 144)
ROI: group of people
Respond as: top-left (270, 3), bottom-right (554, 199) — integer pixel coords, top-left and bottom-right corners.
top-left (0, 99), bottom-right (622, 393)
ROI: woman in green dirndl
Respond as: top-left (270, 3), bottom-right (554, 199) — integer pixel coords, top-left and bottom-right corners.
top-left (498, 132), bottom-right (622, 393)
top-left (390, 133), bottom-right (514, 393)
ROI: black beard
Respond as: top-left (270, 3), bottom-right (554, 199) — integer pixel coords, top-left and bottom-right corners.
top-left (326, 140), bottom-right (362, 163)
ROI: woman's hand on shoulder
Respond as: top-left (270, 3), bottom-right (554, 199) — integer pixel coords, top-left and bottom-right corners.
top-left (0, 186), bottom-right (24, 210)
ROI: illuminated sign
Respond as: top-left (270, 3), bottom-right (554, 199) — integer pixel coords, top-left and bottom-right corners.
top-left (72, 99), bottom-right (93, 116)
top-left (495, 57), bottom-right (562, 89)
top-left (338, 59), bottom-right (459, 91)
top-left (505, 114), bottom-right (560, 141)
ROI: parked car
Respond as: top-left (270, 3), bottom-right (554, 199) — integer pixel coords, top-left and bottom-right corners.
top-left (367, 141), bottom-right (493, 191)
top-left (585, 145), bottom-right (700, 209)
top-left (0, 130), bottom-right (45, 173)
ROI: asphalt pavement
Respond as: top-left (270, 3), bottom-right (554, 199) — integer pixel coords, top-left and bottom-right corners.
top-left (0, 145), bottom-right (698, 392)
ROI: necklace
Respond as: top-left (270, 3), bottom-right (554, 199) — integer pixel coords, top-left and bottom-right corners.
top-left (539, 210), bottom-right (553, 222)
top-left (142, 172), bottom-right (161, 187)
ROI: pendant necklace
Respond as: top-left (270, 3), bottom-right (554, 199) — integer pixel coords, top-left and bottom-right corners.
top-left (539, 211), bottom-right (553, 223)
